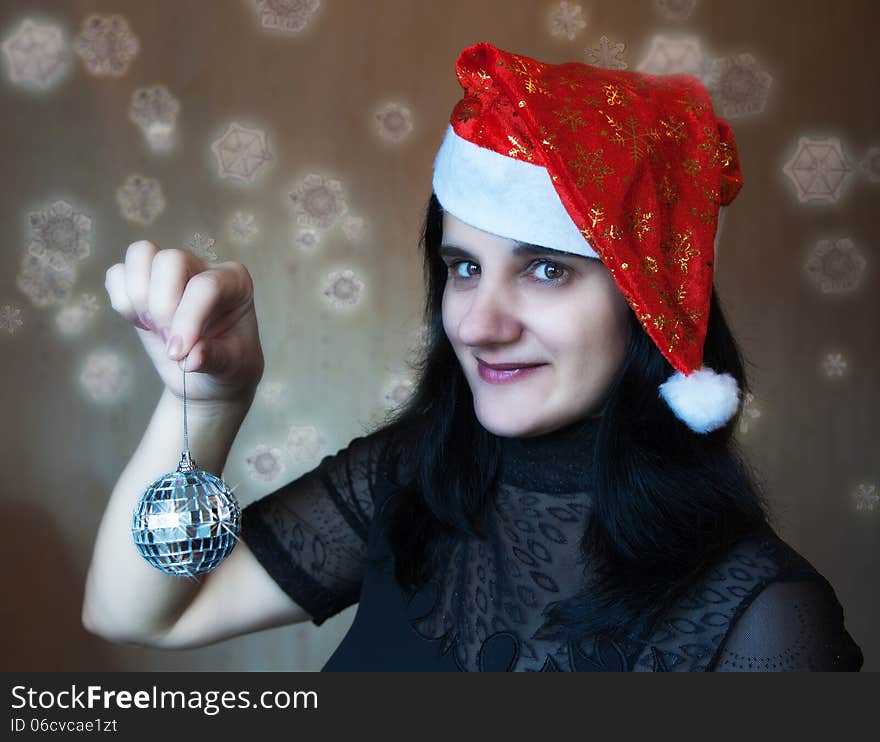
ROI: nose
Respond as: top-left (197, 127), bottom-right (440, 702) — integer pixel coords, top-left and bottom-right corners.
top-left (456, 281), bottom-right (523, 348)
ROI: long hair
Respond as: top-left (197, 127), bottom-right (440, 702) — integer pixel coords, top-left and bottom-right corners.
top-left (372, 192), bottom-right (772, 640)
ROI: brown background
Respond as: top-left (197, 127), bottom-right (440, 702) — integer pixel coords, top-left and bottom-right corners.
top-left (1, 0), bottom-right (877, 671)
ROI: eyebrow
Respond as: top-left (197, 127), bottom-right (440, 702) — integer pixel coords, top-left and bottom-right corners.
top-left (439, 242), bottom-right (574, 260)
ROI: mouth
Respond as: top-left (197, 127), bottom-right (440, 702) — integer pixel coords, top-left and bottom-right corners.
top-left (476, 358), bottom-right (548, 384)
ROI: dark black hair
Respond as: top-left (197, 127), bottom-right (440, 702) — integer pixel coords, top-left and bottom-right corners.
top-left (373, 192), bottom-right (772, 641)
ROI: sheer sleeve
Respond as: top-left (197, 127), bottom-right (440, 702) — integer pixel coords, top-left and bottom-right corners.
top-left (709, 579), bottom-right (864, 672)
top-left (239, 429), bottom-right (396, 627)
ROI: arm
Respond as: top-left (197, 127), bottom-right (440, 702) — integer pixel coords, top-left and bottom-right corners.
top-left (82, 387), bottom-right (312, 649)
top-left (156, 425), bottom-right (396, 646)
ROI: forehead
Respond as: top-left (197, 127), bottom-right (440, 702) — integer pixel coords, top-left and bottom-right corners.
top-left (440, 211), bottom-right (587, 261)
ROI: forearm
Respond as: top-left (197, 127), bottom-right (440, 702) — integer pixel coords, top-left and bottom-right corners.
top-left (82, 386), bottom-right (252, 646)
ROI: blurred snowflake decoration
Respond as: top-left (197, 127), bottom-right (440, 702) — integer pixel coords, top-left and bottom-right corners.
top-left (16, 246), bottom-right (77, 307)
top-left (116, 175), bottom-right (165, 225)
top-left (73, 14), bottom-right (139, 77)
top-left (637, 35), bottom-right (707, 78)
top-left (79, 294), bottom-right (101, 314)
top-left (293, 227), bottom-right (321, 255)
top-left (257, 379), bottom-right (286, 405)
top-left (56, 293), bottom-right (100, 336)
top-left (548, 2), bottom-right (587, 42)
top-left (654, 0), bottom-right (697, 21)
top-left (738, 392), bottom-right (761, 434)
top-left (184, 233), bottom-right (219, 263)
top-left (289, 173), bottom-right (348, 229)
top-left (854, 483), bottom-right (879, 513)
top-left (821, 352), bottom-right (847, 378)
top-left (286, 424), bottom-right (326, 464)
top-left (25, 239), bottom-right (71, 272)
top-left (374, 102), bottom-right (414, 143)
top-left (859, 146), bottom-right (880, 184)
top-left (341, 214), bottom-right (367, 243)
top-left (0, 304), bottom-right (24, 334)
top-left (805, 237), bottom-right (866, 295)
top-left (245, 443), bottom-right (286, 482)
top-left (28, 199), bottom-right (92, 267)
top-left (79, 349), bottom-right (130, 402)
top-left (585, 36), bottom-right (628, 70)
top-left (383, 374), bottom-right (415, 409)
top-left (2, 18), bottom-right (70, 90)
top-left (322, 268), bottom-right (364, 309)
top-left (211, 122), bottom-right (273, 184)
top-left (704, 53), bottom-right (772, 119)
top-left (782, 136), bottom-right (853, 204)
top-left (255, 0), bottom-right (320, 33)
top-left (229, 211), bottom-right (258, 244)
top-left (82, 293), bottom-right (100, 313)
top-left (129, 85), bottom-right (180, 151)
top-left (55, 304), bottom-right (88, 335)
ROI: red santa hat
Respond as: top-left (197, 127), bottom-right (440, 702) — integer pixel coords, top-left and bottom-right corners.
top-left (432, 42), bottom-right (745, 434)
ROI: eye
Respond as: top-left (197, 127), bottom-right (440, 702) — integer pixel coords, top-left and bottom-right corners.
top-left (529, 259), bottom-right (569, 285)
top-left (448, 260), bottom-right (480, 279)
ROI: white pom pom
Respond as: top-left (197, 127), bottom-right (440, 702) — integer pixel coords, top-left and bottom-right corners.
top-left (658, 366), bottom-right (741, 434)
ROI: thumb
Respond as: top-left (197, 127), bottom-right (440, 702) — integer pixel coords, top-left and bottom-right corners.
top-left (177, 337), bottom-right (227, 375)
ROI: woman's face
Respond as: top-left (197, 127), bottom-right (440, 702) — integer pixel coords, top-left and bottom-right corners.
top-left (441, 212), bottom-right (632, 438)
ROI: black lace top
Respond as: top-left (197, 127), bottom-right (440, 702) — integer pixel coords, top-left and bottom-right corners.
top-left (240, 415), bottom-right (864, 671)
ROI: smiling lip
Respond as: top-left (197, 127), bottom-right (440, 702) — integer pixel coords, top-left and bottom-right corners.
top-left (476, 358), bottom-right (547, 384)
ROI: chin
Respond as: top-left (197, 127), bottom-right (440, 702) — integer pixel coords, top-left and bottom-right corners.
top-left (472, 399), bottom-right (545, 438)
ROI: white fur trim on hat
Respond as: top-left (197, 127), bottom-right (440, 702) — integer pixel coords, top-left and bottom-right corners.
top-left (432, 124), bottom-right (599, 259)
top-left (658, 366), bottom-right (741, 434)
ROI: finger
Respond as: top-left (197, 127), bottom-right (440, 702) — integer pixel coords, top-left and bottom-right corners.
top-left (146, 248), bottom-right (207, 337)
top-left (123, 240), bottom-right (161, 325)
top-left (166, 262), bottom-right (253, 361)
top-left (105, 262), bottom-right (140, 324)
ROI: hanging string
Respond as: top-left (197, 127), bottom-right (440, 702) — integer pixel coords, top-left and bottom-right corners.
top-left (177, 354), bottom-right (194, 472)
top-left (182, 353), bottom-right (188, 456)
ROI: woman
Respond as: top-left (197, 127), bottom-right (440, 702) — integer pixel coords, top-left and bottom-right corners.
top-left (84, 43), bottom-right (863, 671)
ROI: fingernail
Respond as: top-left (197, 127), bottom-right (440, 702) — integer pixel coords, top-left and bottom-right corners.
top-left (167, 335), bottom-right (183, 359)
top-left (143, 311), bottom-right (154, 327)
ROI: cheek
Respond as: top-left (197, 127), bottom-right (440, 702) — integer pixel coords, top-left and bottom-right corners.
top-left (554, 291), bottom-right (630, 375)
top-left (606, 289), bottom-right (633, 359)
top-left (594, 298), bottom-right (631, 374)
top-left (440, 287), bottom-right (459, 343)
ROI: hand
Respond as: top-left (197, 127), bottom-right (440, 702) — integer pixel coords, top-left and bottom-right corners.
top-left (104, 241), bottom-right (265, 406)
